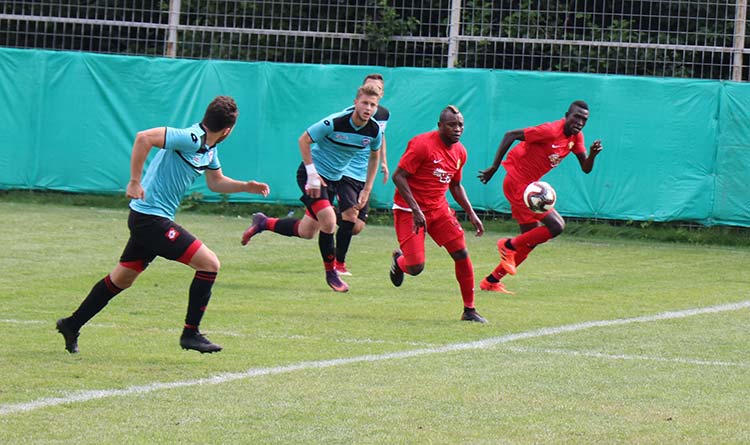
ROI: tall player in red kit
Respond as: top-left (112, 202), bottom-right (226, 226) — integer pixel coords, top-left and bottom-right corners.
top-left (390, 105), bottom-right (487, 323)
top-left (477, 100), bottom-right (603, 294)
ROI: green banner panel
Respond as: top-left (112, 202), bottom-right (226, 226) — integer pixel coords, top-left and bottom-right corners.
top-left (2, 48), bottom-right (749, 226)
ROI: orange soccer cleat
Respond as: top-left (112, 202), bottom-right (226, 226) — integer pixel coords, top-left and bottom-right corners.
top-left (497, 238), bottom-right (517, 275)
top-left (479, 277), bottom-right (515, 295)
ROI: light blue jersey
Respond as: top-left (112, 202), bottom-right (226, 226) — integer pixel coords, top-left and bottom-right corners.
top-left (307, 109), bottom-right (382, 182)
top-left (342, 105), bottom-right (390, 181)
top-left (129, 123), bottom-right (221, 220)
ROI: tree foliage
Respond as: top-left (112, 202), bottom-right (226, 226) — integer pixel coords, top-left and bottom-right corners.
top-left (0, 0), bottom-right (742, 79)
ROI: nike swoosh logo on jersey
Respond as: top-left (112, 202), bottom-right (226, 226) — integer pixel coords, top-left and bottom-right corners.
top-left (551, 144), bottom-right (564, 148)
top-left (433, 159), bottom-right (442, 163)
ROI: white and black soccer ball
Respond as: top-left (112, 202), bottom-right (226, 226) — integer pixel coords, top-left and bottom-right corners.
top-left (523, 181), bottom-right (557, 213)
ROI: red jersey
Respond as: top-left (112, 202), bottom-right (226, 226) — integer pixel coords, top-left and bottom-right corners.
top-left (393, 131), bottom-right (467, 211)
top-left (502, 118), bottom-right (586, 183)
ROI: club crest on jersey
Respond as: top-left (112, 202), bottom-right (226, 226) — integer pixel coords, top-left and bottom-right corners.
top-left (362, 138), bottom-right (371, 146)
top-left (568, 141), bottom-right (574, 150)
top-left (548, 153), bottom-right (562, 167)
top-left (165, 227), bottom-right (181, 241)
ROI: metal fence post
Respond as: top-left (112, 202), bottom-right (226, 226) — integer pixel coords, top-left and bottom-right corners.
top-left (166, 0), bottom-right (182, 58)
top-left (447, 0), bottom-right (462, 68)
top-left (732, 0), bottom-right (747, 81)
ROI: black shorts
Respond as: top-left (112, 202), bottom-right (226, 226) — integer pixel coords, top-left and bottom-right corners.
top-left (337, 176), bottom-right (368, 222)
top-left (119, 210), bottom-right (201, 271)
top-left (296, 162), bottom-right (337, 217)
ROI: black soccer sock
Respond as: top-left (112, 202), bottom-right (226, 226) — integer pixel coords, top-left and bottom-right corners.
top-left (70, 274), bottom-right (124, 330)
top-left (274, 217), bottom-right (300, 237)
top-left (184, 271), bottom-right (217, 329)
top-left (335, 220), bottom-right (356, 264)
top-left (318, 231), bottom-right (336, 267)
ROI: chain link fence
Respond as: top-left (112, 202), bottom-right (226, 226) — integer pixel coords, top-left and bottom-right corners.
top-left (1, 1), bottom-right (748, 80)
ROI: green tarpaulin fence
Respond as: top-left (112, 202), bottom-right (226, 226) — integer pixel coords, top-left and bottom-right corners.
top-left (2, 48), bottom-right (748, 226)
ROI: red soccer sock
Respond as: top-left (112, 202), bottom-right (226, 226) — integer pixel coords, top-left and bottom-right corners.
top-left (266, 217), bottom-right (278, 231)
top-left (454, 257), bottom-right (475, 309)
top-left (396, 255), bottom-right (409, 275)
top-left (512, 226), bottom-right (552, 251)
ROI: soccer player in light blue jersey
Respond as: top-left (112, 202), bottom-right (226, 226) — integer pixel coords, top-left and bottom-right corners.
top-left (241, 84), bottom-right (383, 293)
top-left (57, 96), bottom-right (270, 354)
top-left (334, 73), bottom-right (391, 276)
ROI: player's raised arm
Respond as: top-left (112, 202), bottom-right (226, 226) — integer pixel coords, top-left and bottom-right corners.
top-left (478, 128), bottom-right (525, 184)
top-left (576, 139), bottom-right (603, 173)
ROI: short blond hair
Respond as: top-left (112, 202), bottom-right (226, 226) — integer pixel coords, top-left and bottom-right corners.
top-left (357, 83), bottom-right (383, 99)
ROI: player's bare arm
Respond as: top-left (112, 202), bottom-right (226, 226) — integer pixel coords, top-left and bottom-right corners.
top-left (126, 127), bottom-right (166, 200)
top-left (205, 169), bottom-right (270, 196)
top-left (379, 134), bottom-right (390, 184)
top-left (478, 128), bottom-right (525, 184)
top-left (298, 131), bottom-right (324, 198)
top-left (392, 167), bottom-right (426, 233)
top-left (449, 181), bottom-right (484, 237)
top-left (576, 139), bottom-right (603, 173)
top-left (357, 149), bottom-right (380, 209)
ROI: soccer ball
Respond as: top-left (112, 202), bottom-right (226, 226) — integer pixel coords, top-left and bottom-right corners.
top-left (523, 181), bottom-right (556, 213)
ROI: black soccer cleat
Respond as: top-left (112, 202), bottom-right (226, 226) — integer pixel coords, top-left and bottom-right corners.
top-left (180, 330), bottom-right (223, 354)
top-left (56, 318), bottom-right (80, 354)
top-left (461, 308), bottom-right (488, 324)
top-left (390, 249), bottom-right (404, 287)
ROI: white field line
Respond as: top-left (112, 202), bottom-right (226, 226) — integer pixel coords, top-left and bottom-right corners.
top-left (1, 300), bottom-right (748, 417)
top-left (506, 346), bottom-right (749, 368)
top-left (0, 319), bottom-right (437, 347)
top-left (0, 319), bottom-right (46, 325)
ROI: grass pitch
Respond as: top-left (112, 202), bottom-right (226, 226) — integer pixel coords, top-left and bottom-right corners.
top-left (1, 200), bottom-right (748, 444)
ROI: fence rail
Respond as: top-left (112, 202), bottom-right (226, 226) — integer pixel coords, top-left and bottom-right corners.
top-left (1, 1), bottom-right (748, 80)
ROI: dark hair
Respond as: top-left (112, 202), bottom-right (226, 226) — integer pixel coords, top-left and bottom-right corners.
top-left (439, 104), bottom-right (461, 121)
top-left (202, 96), bottom-right (238, 132)
top-left (363, 73), bottom-right (384, 84)
top-left (569, 100), bottom-right (589, 112)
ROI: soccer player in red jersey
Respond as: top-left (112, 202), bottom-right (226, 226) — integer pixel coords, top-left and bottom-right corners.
top-left (389, 105), bottom-right (487, 323)
top-left (477, 100), bottom-right (603, 294)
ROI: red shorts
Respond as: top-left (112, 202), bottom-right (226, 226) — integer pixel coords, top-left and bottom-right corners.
top-left (503, 175), bottom-right (551, 225)
top-left (393, 206), bottom-right (465, 265)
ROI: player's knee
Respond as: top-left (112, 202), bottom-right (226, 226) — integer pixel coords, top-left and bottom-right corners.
top-left (191, 247), bottom-right (220, 272)
top-left (110, 266), bottom-right (140, 289)
top-left (406, 263), bottom-right (424, 275)
top-left (297, 226), bottom-right (317, 239)
top-left (201, 255), bottom-right (221, 273)
top-left (341, 207), bottom-right (358, 222)
top-left (352, 220), bottom-right (365, 235)
top-left (316, 209), bottom-right (337, 234)
top-left (449, 248), bottom-right (468, 261)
